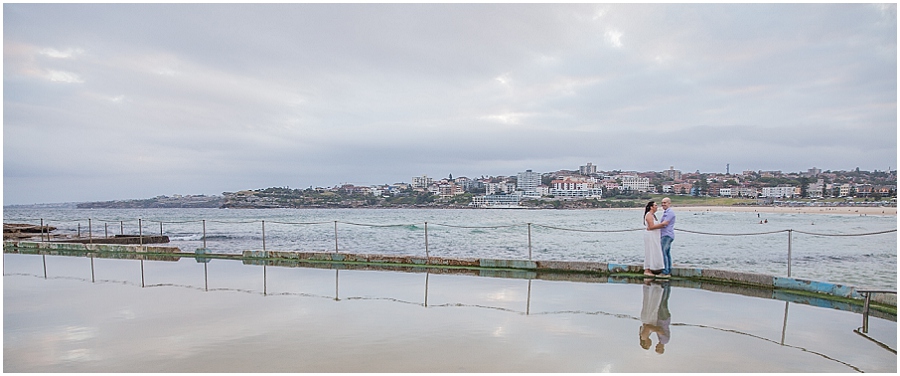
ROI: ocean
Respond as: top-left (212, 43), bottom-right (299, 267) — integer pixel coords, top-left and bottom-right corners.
top-left (3, 207), bottom-right (896, 289)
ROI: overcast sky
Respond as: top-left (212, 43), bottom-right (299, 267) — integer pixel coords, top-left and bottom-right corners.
top-left (4, 3), bottom-right (897, 204)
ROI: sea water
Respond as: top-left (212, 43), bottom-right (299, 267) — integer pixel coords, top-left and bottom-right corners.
top-left (3, 207), bottom-right (896, 289)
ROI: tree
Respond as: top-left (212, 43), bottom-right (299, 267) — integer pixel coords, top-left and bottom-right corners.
top-left (799, 177), bottom-right (809, 198)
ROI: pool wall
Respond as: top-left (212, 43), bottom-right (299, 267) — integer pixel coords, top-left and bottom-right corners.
top-left (4, 239), bottom-right (896, 312)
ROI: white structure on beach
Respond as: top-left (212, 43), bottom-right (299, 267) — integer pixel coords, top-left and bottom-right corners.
top-left (471, 193), bottom-right (523, 208)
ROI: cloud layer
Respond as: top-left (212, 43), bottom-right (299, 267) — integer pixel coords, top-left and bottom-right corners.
top-left (4, 4), bottom-right (897, 204)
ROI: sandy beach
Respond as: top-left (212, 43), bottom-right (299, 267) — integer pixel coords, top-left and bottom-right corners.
top-left (676, 205), bottom-right (896, 216)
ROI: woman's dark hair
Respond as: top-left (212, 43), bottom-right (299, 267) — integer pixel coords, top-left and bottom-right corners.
top-left (644, 201), bottom-right (655, 215)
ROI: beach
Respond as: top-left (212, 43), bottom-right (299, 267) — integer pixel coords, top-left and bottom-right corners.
top-left (677, 205), bottom-right (896, 216)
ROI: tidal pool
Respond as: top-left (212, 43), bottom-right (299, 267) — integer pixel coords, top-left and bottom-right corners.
top-left (3, 253), bottom-right (896, 372)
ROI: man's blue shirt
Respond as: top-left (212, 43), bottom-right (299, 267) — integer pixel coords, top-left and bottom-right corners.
top-left (660, 208), bottom-right (675, 238)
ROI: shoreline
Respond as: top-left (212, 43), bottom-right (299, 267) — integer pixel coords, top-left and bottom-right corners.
top-left (673, 205), bottom-right (896, 216)
top-left (597, 205), bottom-right (896, 216)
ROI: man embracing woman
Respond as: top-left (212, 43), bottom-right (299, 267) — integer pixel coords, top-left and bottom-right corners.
top-left (643, 198), bottom-right (675, 278)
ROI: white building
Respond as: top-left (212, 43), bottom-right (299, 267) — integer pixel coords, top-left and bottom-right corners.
top-left (412, 175), bottom-right (433, 189)
top-left (807, 179), bottom-right (825, 198)
top-left (517, 170), bottom-right (542, 196)
top-left (839, 183), bottom-right (853, 197)
top-left (550, 188), bottom-right (603, 199)
top-left (486, 182), bottom-right (516, 195)
top-left (471, 193), bottom-right (523, 208)
top-left (762, 186), bottom-right (796, 198)
top-left (454, 176), bottom-right (473, 191)
top-left (619, 175), bottom-right (651, 192)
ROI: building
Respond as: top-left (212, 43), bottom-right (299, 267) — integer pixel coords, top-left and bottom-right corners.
top-left (663, 166), bottom-right (682, 181)
top-left (807, 179), bottom-right (825, 198)
top-left (579, 163), bottom-right (597, 176)
top-left (549, 177), bottom-right (602, 199)
top-left (619, 175), bottom-right (651, 192)
top-left (839, 183), bottom-right (853, 197)
top-left (470, 193), bottom-right (523, 208)
top-left (412, 175), bottom-right (432, 189)
top-left (550, 187), bottom-right (603, 199)
top-left (454, 176), bottom-right (473, 191)
top-left (805, 167), bottom-right (822, 177)
top-left (672, 183), bottom-right (693, 195)
top-left (486, 182), bottom-right (516, 195)
top-left (517, 170), bottom-right (541, 196)
top-left (762, 186), bottom-right (796, 198)
top-left (551, 177), bottom-right (595, 191)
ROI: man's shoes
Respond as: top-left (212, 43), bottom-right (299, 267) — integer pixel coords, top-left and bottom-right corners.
top-left (658, 274), bottom-right (670, 278)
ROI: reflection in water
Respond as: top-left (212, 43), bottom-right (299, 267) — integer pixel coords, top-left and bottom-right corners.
top-left (639, 280), bottom-right (671, 354)
top-left (3, 253), bottom-right (896, 372)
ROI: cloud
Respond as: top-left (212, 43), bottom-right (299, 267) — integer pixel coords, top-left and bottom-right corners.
top-left (39, 47), bottom-right (83, 59)
top-left (45, 70), bottom-right (84, 83)
top-left (2, 4), bottom-right (896, 204)
top-left (605, 30), bottom-right (624, 48)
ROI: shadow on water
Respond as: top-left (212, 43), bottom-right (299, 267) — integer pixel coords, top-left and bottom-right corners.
top-left (3, 252), bottom-right (896, 373)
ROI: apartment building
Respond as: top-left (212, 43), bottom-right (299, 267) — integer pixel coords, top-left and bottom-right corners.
top-left (486, 182), bottom-right (516, 195)
top-left (663, 166), bottom-right (682, 181)
top-left (762, 186), bottom-right (797, 198)
top-left (517, 170), bottom-right (541, 196)
top-left (619, 175), bottom-right (651, 192)
top-left (579, 163), bottom-right (597, 176)
top-left (412, 175), bottom-right (433, 189)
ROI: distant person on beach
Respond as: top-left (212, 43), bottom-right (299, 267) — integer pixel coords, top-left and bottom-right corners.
top-left (643, 201), bottom-right (669, 277)
top-left (659, 197), bottom-right (676, 278)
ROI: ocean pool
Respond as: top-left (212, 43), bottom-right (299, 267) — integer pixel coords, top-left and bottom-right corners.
top-left (3, 253), bottom-right (895, 372)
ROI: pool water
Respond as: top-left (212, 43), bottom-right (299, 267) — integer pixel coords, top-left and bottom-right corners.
top-left (3, 253), bottom-right (896, 372)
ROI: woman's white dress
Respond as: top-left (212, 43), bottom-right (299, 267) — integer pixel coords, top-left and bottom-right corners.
top-left (643, 215), bottom-right (664, 271)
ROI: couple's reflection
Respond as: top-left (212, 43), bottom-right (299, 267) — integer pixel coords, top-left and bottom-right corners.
top-left (639, 279), bottom-right (671, 354)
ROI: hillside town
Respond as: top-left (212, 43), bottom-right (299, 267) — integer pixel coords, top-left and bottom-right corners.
top-left (70, 164), bottom-right (896, 209)
top-left (206, 164), bottom-right (896, 209)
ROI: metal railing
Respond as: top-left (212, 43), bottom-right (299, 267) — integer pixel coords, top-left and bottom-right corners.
top-left (10, 216), bottom-right (897, 281)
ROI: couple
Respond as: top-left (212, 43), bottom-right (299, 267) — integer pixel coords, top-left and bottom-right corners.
top-left (639, 279), bottom-right (671, 354)
top-left (643, 197), bottom-right (675, 278)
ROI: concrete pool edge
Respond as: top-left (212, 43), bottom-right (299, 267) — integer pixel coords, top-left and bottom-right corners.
top-left (4, 240), bottom-right (896, 314)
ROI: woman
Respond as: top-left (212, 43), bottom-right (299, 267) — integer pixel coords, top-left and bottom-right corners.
top-left (643, 201), bottom-right (669, 277)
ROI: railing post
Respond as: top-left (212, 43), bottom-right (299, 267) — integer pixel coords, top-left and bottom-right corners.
top-left (40, 218), bottom-right (44, 242)
top-left (104, 223), bottom-right (108, 239)
top-left (160, 222), bottom-right (163, 236)
top-left (334, 221), bottom-right (339, 253)
top-left (120, 221), bottom-right (124, 236)
top-left (78, 223), bottom-right (81, 238)
top-left (787, 229), bottom-right (793, 277)
top-left (424, 222), bottom-right (429, 259)
top-left (202, 220), bottom-right (207, 249)
top-left (262, 220), bottom-right (266, 252)
top-left (88, 218), bottom-right (92, 243)
top-left (527, 223), bottom-right (532, 261)
top-left (139, 219), bottom-right (143, 247)
top-left (862, 292), bottom-right (871, 333)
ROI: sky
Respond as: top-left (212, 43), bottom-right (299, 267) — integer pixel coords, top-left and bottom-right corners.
top-left (3, 3), bottom-right (897, 205)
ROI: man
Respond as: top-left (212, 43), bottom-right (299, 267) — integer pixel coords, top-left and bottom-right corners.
top-left (659, 197), bottom-right (676, 277)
